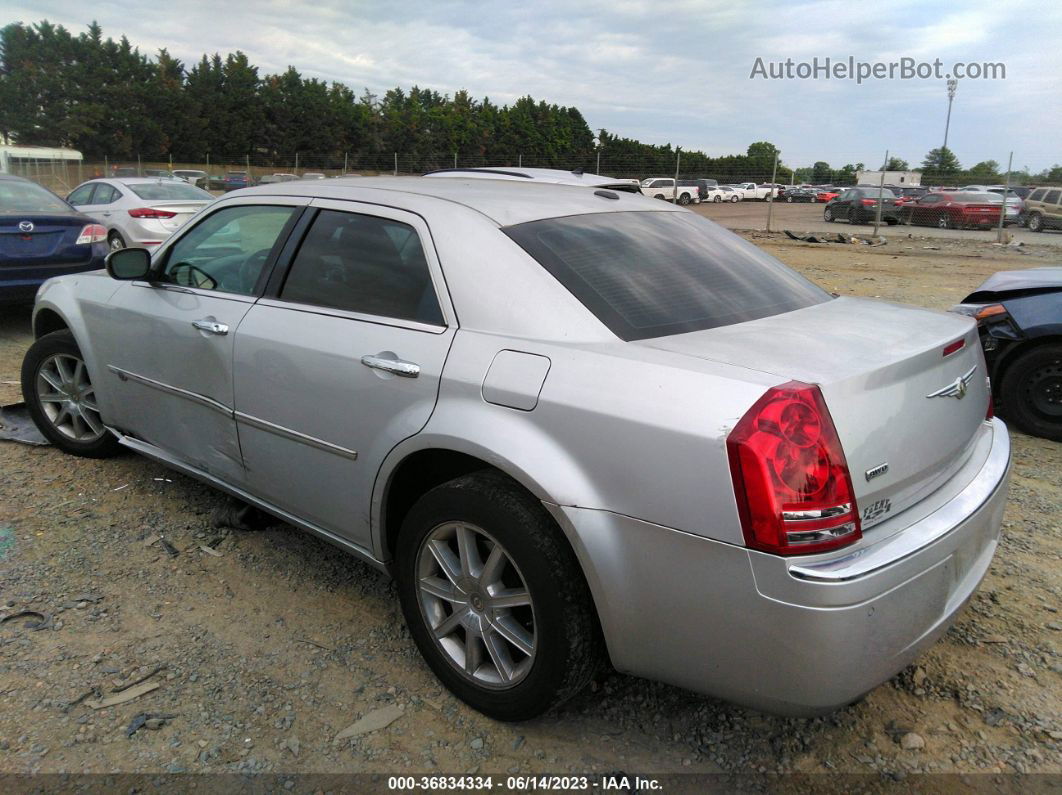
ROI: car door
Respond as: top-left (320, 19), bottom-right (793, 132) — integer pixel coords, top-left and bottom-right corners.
top-left (86, 198), bottom-right (307, 485)
top-left (232, 199), bottom-right (456, 553)
top-left (66, 183), bottom-right (97, 209)
top-left (912, 194), bottom-right (938, 225)
top-left (76, 183), bottom-right (122, 228)
top-left (834, 189), bottom-right (855, 219)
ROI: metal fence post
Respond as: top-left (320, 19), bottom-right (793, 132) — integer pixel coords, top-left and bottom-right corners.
top-left (672, 148), bottom-right (680, 204)
top-left (104, 155), bottom-right (109, 176)
top-left (454, 152), bottom-right (458, 169)
top-left (343, 152), bottom-right (348, 174)
top-left (765, 151), bottom-right (779, 232)
top-left (137, 153), bottom-right (142, 177)
top-left (997, 151), bottom-right (1013, 243)
top-left (518, 154), bottom-right (522, 168)
top-left (873, 149), bottom-right (888, 237)
top-left (394, 152), bottom-right (398, 176)
top-left (294, 152), bottom-right (299, 174)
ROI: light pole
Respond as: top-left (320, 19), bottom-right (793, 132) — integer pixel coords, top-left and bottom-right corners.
top-left (942, 78), bottom-right (958, 154)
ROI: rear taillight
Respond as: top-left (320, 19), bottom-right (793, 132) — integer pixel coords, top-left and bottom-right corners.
top-left (986, 392), bottom-right (995, 420)
top-left (128, 208), bottom-right (177, 219)
top-left (860, 198), bottom-right (876, 206)
top-left (75, 224), bottom-right (107, 245)
top-left (727, 382), bottom-right (861, 556)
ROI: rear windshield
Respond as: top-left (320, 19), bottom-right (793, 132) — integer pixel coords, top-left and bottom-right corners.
top-left (0, 180), bottom-right (72, 214)
top-left (128, 182), bottom-right (212, 201)
top-left (504, 211), bottom-right (830, 341)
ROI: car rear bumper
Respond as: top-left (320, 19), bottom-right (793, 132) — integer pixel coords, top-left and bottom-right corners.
top-left (0, 254), bottom-right (106, 303)
top-left (548, 417), bottom-right (1010, 716)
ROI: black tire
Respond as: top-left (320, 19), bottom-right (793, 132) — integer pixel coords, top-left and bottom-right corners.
top-left (678, 193), bottom-right (691, 206)
top-left (786, 196), bottom-right (793, 203)
top-left (823, 207), bottom-right (834, 222)
top-left (730, 195), bottom-right (739, 202)
top-left (1027, 213), bottom-right (1044, 232)
top-left (395, 470), bottom-right (602, 721)
top-left (999, 343), bottom-right (1062, 442)
top-left (937, 213), bottom-right (950, 230)
top-left (849, 208), bottom-right (862, 225)
top-left (108, 231), bottom-right (126, 251)
top-left (653, 194), bottom-right (665, 201)
top-left (713, 195), bottom-right (722, 203)
top-left (20, 330), bottom-right (121, 458)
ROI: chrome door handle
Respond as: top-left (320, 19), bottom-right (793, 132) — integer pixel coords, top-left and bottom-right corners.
top-left (361, 354), bottom-right (420, 378)
top-left (192, 319), bottom-right (229, 335)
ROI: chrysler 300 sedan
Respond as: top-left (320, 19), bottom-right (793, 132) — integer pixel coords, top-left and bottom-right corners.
top-left (21, 177), bottom-right (1011, 720)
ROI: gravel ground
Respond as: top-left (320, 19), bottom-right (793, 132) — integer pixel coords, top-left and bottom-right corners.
top-left (0, 232), bottom-right (1059, 780)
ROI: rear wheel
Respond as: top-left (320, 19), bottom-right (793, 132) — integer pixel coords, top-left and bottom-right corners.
top-left (678, 193), bottom-right (691, 206)
top-left (713, 195), bottom-right (722, 203)
top-left (823, 207), bottom-right (834, 222)
top-left (1027, 213), bottom-right (1045, 232)
top-left (21, 330), bottom-right (121, 457)
top-left (653, 194), bottom-right (666, 201)
top-left (1000, 344), bottom-right (1062, 441)
top-left (730, 195), bottom-right (739, 202)
top-left (786, 196), bottom-right (793, 203)
top-left (849, 208), bottom-right (863, 225)
top-left (395, 471), bottom-right (601, 721)
top-left (937, 213), bottom-right (950, 229)
top-left (108, 231), bottom-right (126, 251)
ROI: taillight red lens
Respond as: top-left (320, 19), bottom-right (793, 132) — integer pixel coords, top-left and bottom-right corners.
top-left (727, 382), bottom-right (861, 556)
top-left (128, 207), bottom-right (177, 219)
top-left (986, 393), bottom-right (995, 420)
top-left (75, 224), bottom-right (107, 245)
top-left (861, 199), bottom-right (876, 206)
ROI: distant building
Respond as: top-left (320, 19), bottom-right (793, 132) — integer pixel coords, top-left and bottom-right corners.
top-left (856, 170), bottom-right (922, 186)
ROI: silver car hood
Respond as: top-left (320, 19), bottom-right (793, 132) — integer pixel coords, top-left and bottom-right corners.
top-left (637, 296), bottom-right (989, 530)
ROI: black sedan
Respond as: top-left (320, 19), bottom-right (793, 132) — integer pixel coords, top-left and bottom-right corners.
top-left (823, 187), bottom-right (902, 225)
top-left (952, 267), bottom-right (1062, 441)
top-left (780, 187), bottom-right (817, 203)
top-left (0, 175), bottom-right (108, 304)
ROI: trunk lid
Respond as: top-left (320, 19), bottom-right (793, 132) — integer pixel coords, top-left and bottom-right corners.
top-left (140, 200), bottom-right (210, 232)
top-left (637, 296), bottom-right (989, 529)
top-left (0, 213), bottom-right (89, 263)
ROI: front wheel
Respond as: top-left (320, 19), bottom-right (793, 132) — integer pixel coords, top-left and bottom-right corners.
top-left (937, 213), bottom-right (950, 229)
top-left (1027, 213), bottom-right (1044, 232)
top-left (730, 195), bottom-right (739, 202)
top-left (21, 330), bottom-right (121, 457)
top-left (824, 207), bottom-right (834, 222)
top-left (713, 195), bottom-right (722, 203)
top-left (395, 471), bottom-right (601, 721)
top-left (786, 196), bottom-right (793, 203)
top-left (108, 231), bottom-right (126, 251)
top-left (1000, 344), bottom-right (1062, 441)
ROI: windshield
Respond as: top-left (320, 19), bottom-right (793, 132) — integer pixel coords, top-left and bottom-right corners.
top-left (505, 211), bottom-right (830, 341)
top-left (0, 180), bottom-right (73, 214)
top-left (128, 182), bottom-right (213, 201)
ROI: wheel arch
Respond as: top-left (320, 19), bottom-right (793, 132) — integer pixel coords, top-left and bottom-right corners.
top-left (33, 307), bottom-right (70, 339)
top-left (992, 334), bottom-right (1062, 389)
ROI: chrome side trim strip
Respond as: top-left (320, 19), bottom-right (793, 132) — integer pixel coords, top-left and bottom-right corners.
top-left (110, 428), bottom-right (383, 572)
top-left (107, 365), bottom-right (233, 417)
top-left (789, 419), bottom-right (1010, 583)
top-left (235, 411), bottom-right (358, 461)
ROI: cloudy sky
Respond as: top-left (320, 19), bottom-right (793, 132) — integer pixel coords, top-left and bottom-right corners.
top-left (4, 0), bottom-right (1060, 171)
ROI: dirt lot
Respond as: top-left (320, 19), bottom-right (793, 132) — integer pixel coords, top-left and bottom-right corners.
top-left (0, 231), bottom-right (1060, 782)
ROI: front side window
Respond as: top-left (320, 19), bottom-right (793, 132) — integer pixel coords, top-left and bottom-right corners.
top-left (1028, 189), bottom-right (1046, 202)
top-left (163, 204), bottom-right (296, 295)
top-left (505, 211), bottom-right (830, 341)
top-left (279, 209), bottom-right (443, 325)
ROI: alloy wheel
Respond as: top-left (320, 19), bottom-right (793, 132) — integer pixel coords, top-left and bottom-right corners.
top-left (416, 522), bottom-right (536, 689)
top-left (35, 353), bottom-right (105, 442)
top-left (109, 233), bottom-right (125, 251)
top-left (1025, 358), bottom-right (1062, 420)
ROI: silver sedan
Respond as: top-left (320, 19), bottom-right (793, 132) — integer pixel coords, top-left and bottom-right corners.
top-left (66, 177), bottom-right (214, 252)
top-left (21, 177), bottom-right (1010, 720)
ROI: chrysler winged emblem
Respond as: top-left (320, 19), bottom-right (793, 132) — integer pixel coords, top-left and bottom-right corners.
top-left (18, 220), bottom-right (34, 233)
top-left (926, 365), bottom-right (977, 400)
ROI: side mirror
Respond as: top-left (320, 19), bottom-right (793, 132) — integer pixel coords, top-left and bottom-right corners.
top-left (105, 247), bottom-right (152, 280)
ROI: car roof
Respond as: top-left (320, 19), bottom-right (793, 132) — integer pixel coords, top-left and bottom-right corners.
top-left (234, 175), bottom-right (681, 226)
top-left (424, 167), bottom-right (638, 190)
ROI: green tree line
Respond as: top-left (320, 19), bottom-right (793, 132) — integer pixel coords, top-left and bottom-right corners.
top-left (0, 20), bottom-right (797, 180)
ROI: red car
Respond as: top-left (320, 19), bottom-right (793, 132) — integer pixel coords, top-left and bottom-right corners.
top-left (815, 189), bottom-right (840, 203)
top-left (901, 191), bottom-right (1003, 230)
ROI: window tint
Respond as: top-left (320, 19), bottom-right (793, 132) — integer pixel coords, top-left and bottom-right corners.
top-left (129, 182), bottom-right (212, 201)
top-left (0, 180), bottom-right (73, 214)
top-left (94, 185), bottom-right (120, 204)
top-left (280, 209), bottom-right (443, 325)
top-left (164, 204), bottom-right (296, 295)
top-left (1044, 190), bottom-right (1061, 205)
top-left (1028, 189), bottom-right (1046, 202)
top-left (67, 184), bottom-right (96, 206)
top-left (505, 211), bottom-right (830, 341)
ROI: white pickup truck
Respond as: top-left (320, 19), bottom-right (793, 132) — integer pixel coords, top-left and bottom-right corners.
top-left (728, 182), bottom-right (778, 201)
top-left (640, 178), bottom-right (699, 205)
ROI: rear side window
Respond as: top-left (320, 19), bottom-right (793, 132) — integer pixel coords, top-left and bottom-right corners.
top-left (129, 183), bottom-right (212, 201)
top-left (280, 209), bottom-right (443, 325)
top-left (504, 211), bottom-right (830, 341)
top-left (94, 185), bottom-right (120, 204)
top-left (1044, 190), bottom-right (1061, 205)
